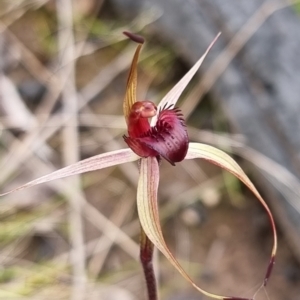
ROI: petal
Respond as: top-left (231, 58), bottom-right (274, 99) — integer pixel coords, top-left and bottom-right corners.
top-left (123, 32), bottom-right (144, 124)
top-left (151, 32), bottom-right (221, 126)
top-left (186, 142), bottom-right (277, 286)
top-left (138, 107), bottom-right (188, 165)
top-left (1, 148), bottom-right (139, 196)
top-left (137, 157), bottom-right (231, 300)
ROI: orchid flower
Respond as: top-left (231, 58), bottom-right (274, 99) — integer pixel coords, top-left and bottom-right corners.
top-left (1, 32), bottom-right (277, 300)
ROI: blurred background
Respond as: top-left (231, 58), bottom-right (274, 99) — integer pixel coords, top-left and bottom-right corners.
top-left (0, 0), bottom-right (300, 299)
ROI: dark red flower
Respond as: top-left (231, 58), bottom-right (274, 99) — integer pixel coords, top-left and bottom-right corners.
top-left (0, 31), bottom-right (277, 300)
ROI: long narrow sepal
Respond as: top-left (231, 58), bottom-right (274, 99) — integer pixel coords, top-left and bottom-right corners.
top-left (140, 226), bottom-right (157, 300)
top-left (0, 148), bottom-right (139, 196)
top-left (123, 32), bottom-right (144, 124)
top-left (186, 143), bottom-right (277, 290)
top-left (137, 157), bottom-right (239, 300)
top-left (151, 33), bottom-right (221, 126)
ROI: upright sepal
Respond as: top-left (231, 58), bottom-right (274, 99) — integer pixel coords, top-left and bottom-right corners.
top-left (123, 31), bottom-right (145, 124)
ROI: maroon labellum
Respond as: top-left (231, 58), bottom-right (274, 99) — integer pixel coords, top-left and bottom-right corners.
top-left (123, 101), bottom-right (189, 165)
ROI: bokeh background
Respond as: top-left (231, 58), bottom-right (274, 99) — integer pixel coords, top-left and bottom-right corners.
top-left (0, 0), bottom-right (300, 299)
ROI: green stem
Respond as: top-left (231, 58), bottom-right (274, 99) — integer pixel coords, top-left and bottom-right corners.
top-left (140, 226), bottom-right (157, 300)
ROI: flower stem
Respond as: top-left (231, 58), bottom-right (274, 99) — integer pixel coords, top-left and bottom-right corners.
top-left (140, 226), bottom-right (157, 300)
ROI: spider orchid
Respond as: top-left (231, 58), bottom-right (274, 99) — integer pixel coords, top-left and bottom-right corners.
top-left (1, 32), bottom-right (277, 300)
